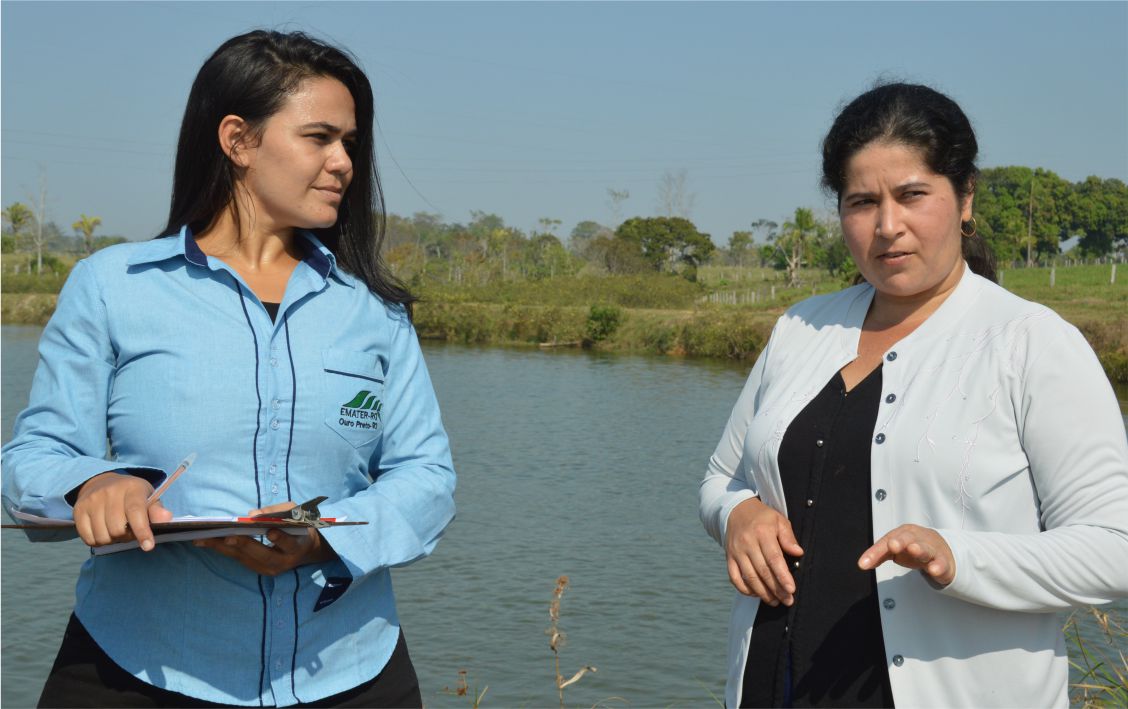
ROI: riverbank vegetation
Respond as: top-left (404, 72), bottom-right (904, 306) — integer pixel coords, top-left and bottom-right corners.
top-left (3, 167), bottom-right (1126, 379)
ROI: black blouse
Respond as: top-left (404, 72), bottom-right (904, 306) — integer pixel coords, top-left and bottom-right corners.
top-left (740, 367), bottom-right (894, 708)
top-left (263, 301), bottom-right (280, 323)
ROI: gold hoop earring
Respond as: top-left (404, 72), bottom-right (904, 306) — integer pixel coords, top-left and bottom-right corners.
top-left (961, 217), bottom-right (977, 238)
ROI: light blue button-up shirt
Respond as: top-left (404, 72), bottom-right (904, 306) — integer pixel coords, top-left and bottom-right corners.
top-left (2, 226), bottom-right (456, 706)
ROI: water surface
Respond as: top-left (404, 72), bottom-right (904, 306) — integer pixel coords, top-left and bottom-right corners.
top-left (3, 326), bottom-right (1125, 707)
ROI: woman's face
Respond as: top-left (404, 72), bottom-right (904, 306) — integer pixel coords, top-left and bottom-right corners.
top-left (238, 76), bottom-right (357, 232)
top-left (839, 141), bottom-right (972, 301)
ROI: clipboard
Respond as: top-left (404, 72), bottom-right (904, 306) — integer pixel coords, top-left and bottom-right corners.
top-left (2, 496), bottom-right (365, 555)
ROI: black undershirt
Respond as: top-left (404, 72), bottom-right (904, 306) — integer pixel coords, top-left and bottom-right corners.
top-left (740, 367), bottom-right (894, 708)
top-left (264, 302), bottom-right (280, 323)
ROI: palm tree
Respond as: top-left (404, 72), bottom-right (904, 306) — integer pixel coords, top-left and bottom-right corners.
top-left (72, 214), bottom-right (102, 255)
top-left (3, 202), bottom-right (34, 250)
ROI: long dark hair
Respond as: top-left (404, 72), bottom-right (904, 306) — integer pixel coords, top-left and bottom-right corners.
top-left (820, 82), bottom-right (996, 282)
top-left (161, 30), bottom-right (415, 314)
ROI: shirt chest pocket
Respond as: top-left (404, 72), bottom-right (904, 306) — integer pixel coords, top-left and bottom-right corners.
top-left (322, 348), bottom-right (386, 449)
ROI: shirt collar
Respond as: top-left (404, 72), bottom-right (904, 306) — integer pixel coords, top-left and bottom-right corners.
top-left (126, 225), bottom-right (353, 287)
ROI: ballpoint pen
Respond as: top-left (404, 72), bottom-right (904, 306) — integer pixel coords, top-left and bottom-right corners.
top-left (147, 452), bottom-right (197, 506)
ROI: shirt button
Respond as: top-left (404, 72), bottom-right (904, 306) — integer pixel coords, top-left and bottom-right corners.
top-left (875, 433), bottom-right (886, 444)
top-left (275, 660), bottom-right (283, 670)
top-left (272, 399), bottom-right (281, 410)
top-left (276, 597), bottom-right (283, 606)
top-left (883, 598), bottom-right (896, 610)
top-left (270, 357), bottom-right (278, 367)
top-left (269, 464), bottom-right (277, 474)
top-left (815, 439), bottom-right (824, 447)
top-left (875, 489), bottom-right (887, 501)
top-left (275, 620), bottom-right (284, 629)
top-left (886, 351), bottom-right (898, 362)
top-left (272, 485), bottom-right (279, 494)
top-left (885, 393), bottom-right (897, 404)
top-left (270, 419), bottom-right (280, 430)
top-left (806, 499), bottom-right (814, 507)
top-left (892, 654), bottom-right (904, 667)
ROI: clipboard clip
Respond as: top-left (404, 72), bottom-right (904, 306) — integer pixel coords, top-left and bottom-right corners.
top-left (249, 496), bottom-right (331, 528)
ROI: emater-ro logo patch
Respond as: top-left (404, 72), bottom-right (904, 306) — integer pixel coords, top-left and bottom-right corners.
top-left (339, 390), bottom-right (383, 431)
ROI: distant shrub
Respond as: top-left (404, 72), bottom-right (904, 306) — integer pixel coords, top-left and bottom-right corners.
top-left (585, 304), bottom-right (623, 343)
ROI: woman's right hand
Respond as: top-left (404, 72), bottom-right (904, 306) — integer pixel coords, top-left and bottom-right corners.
top-left (725, 497), bottom-right (804, 606)
top-left (73, 472), bottom-right (173, 551)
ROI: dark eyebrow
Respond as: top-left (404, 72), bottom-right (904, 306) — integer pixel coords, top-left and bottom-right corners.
top-left (299, 122), bottom-right (358, 137)
top-left (842, 189), bottom-right (876, 203)
top-left (843, 181), bottom-right (932, 203)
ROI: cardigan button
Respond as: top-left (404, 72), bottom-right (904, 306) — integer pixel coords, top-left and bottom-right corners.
top-left (885, 393), bottom-right (897, 404)
top-left (815, 439), bottom-right (825, 447)
top-left (875, 489), bottom-right (887, 501)
top-left (892, 654), bottom-right (905, 667)
top-left (875, 433), bottom-right (886, 444)
top-left (883, 598), bottom-right (896, 610)
top-left (886, 351), bottom-right (898, 362)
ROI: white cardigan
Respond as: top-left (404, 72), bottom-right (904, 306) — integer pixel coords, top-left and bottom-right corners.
top-left (699, 264), bottom-right (1128, 708)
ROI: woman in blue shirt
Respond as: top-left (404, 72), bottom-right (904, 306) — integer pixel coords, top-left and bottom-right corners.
top-left (2, 30), bottom-right (456, 707)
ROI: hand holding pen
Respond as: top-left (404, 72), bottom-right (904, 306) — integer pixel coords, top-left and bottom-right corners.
top-left (72, 453), bottom-right (194, 552)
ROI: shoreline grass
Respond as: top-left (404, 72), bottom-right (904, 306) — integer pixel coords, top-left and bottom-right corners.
top-left (4, 264), bottom-right (1125, 381)
top-left (3, 293), bottom-right (1125, 383)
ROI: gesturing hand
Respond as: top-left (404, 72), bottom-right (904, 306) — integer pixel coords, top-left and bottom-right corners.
top-left (858, 524), bottom-right (956, 586)
top-left (194, 502), bottom-right (338, 576)
top-left (725, 497), bottom-right (804, 606)
top-left (73, 472), bottom-right (174, 551)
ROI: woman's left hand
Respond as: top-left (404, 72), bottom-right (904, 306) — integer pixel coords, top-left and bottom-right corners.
top-left (194, 502), bottom-right (338, 576)
top-left (858, 524), bottom-right (956, 586)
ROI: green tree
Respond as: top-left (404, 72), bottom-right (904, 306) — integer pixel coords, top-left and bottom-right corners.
top-left (569, 220), bottom-right (612, 256)
top-left (584, 235), bottom-right (648, 274)
top-left (614, 216), bottom-right (714, 279)
top-left (771, 207), bottom-right (823, 286)
top-left (3, 202), bottom-right (34, 252)
top-left (812, 218), bottom-right (854, 279)
top-left (1071, 176), bottom-right (1128, 257)
top-left (975, 167), bottom-right (1072, 264)
top-left (728, 230), bottom-right (753, 268)
top-left (72, 213), bottom-right (103, 255)
top-left (536, 217), bottom-right (562, 236)
top-left (525, 233), bottom-right (573, 279)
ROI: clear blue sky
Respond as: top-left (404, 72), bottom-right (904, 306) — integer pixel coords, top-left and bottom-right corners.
top-left (3, 1), bottom-right (1126, 246)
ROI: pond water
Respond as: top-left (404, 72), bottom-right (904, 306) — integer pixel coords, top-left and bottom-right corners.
top-left (2, 326), bottom-right (1126, 707)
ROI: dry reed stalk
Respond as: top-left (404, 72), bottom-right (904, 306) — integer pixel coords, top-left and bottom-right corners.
top-left (547, 575), bottom-right (596, 708)
top-left (1066, 606), bottom-right (1128, 707)
top-left (441, 669), bottom-right (489, 708)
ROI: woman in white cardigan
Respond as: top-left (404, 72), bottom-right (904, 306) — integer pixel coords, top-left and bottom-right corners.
top-left (700, 82), bottom-right (1128, 708)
